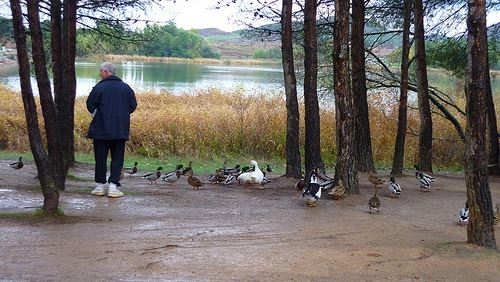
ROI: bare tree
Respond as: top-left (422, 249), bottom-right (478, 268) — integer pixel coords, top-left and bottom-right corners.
top-left (333, 0), bottom-right (358, 194)
top-left (414, 0), bottom-right (433, 172)
top-left (465, 0), bottom-right (496, 249)
top-left (281, 0), bottom-right (302, 178)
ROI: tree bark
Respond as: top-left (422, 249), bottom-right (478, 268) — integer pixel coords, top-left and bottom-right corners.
top-left (10, 0), bottom-right (59, 214)
top-left (352, 0), bottom-right (375, 173)
top-left (303, 0), bottom-right (323, 175)
top-left (333, 0), bottom-right (358, 194)
top-left (465, 0), bottom-right (496, 249)
top-left (414, 0), bottom-right (433, 172)
top-left (391, 0), bottom-right (412, 176)
top-left (281, 0), bottom-right (301, 178)
top-left (484, 58), bottom-right (499, 175)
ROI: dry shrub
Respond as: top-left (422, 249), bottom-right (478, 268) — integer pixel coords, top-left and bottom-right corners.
top-left (1, 83), bottom-right (475, 169)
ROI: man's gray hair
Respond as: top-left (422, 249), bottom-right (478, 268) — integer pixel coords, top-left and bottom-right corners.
top-left (100, 62), bottom-right (116, 75)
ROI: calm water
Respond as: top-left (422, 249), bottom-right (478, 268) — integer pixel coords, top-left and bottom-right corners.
top-left (0, 60), bottom-right (285, 96)
top-left (0, 60), bottom-right (497, 98)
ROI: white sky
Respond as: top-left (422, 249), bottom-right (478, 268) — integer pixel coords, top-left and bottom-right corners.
top-left (150, 1), bottom-right (247, 32)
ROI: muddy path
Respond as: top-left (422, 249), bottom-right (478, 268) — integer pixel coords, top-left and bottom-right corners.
top-left (1, 159), bottom-right (499, 281)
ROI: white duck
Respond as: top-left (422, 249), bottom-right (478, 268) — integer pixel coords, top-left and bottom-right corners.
top-left (458, 202), bottom-right (469, 225)
top-left (388, 177), bottom-right (402, 198)
top-left (301, 171), bottom-right (321, 207)
top-left (237, 160), bottom-right (264, 188)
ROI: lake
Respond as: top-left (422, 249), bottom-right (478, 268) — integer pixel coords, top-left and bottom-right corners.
top-left (0, 60), bottom-right (285, 96)
top-left (0, 60), bottom-right (497, 99)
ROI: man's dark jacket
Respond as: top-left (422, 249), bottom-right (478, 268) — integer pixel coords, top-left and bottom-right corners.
top-left (86, 75), bottom-right (137, 140)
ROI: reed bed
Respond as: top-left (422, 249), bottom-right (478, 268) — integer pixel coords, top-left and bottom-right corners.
top-left (0, 83), bottom-right (490, 170)
top-left (95, 54), bottom-right (281, 67)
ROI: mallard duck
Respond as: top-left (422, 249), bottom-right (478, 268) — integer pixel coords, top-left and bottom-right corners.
top-left (142, 166), bottom-right (163, 184)
top-left (301, 171), bottom-right (322, 207)
top-left (458, 202), bottom-right (469, 225)
top-left (295, 174), bottom-right (306, 190)
top-left (161, 169), bottom-right (182, 185)
top-left (224, 173), bottom-right (237, 186)
top-left (414, 164), bottom-right (435, 183)
top-left (369, 188), bottom-right (381, 213)
top-left (320, 178), bottom-right (336, 190)
top-left (368, 173), bottom-right (385, 188)
top-left (417, 172), bottom-right (431, 192)
top-left (208, 169), bottom-right (227, 184)
top-left (124, 161), bottom-right (138, 175)
top-left (223, 164), bottom-right (241, 175)
top-left (388, 177), bottom-right (402, 198)
top-left (266, 164), bottom-right (273, 173)
top-left (9, 157), bottom-right (23, 169)
top-left (186, 169), bottom-right (203, 190)
top-left (328, 180), bottom-right (346, 200)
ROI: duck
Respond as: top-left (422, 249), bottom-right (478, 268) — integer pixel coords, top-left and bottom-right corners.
top-left (266, 164), bottom-right (273, 173)
top-left (320, 178), bottom-right (336, 190)
top-left (9, 157), bottom-right (23, 169)
top-left (208, 169), bottom-right (227, 184)
top-left (414, 164), bottom-right (435, 183)
top-left (301, 171), bottom-right (321, 207)
top-left (161, 164), bottom-right (183, 184)
top-left (186, 169), bottom-right (203, 190)
top-left (161, 170), bottom-right (183, 185)
top-left (328, 180), bottom-right (346, 200)
top-left (458, 202), bottom-right (469, 225)
top-left (368, 173), bottom-right (385, 188)
top-left (237, 160), bottom-right (264, 188)
top-left (224, 173), bottom-right (237, 186)
top-left (182, 161), bottom-right (192, 176)
top-left (417, 172), bottom-right (431, 192)
top-left (388, 177), bottom-right (402, 198)
top-left (369, 188), bottom-right (381, 213)
top-left (295, 174), bottom-right (306, 191)
top-left (223, 164), bottom-right (241, 175)
top-left (142, 166), bottom-right (163, 184)
top-left (124, 161), bottom-right (138, 175)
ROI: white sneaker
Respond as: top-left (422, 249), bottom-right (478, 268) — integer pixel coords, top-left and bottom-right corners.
top-left (107, 183), bottom-right (124, 198)
top-left (91, 183), bottom-right (106, 196)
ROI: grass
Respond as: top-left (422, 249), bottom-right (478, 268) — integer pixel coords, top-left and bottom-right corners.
top-left (0, 207), bottom-right (64, 219)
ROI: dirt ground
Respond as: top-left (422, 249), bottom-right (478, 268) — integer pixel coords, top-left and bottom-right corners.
top-left (0, 159), bottom-right (499, 281)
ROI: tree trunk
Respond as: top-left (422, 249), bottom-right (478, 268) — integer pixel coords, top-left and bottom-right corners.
top-left (333, 0), bottom-right (358, 194)
top-left (281, 0), bottom-right (301, 178)
top-left (465, 0), bottom-right (496, 249)
top-left (391, 0), bottom-right (412, 176)
top-left (303, 0), bottom-right (323, 175)
top-left (10, 0), bottom-right (59, 214)
top-left (62, 0), bottom-right (77, 167)
top-left (414, 0), bottom-right (433, 172)
top-left (352, 0), bottom-right (375, 173)
top-left (484, 58), bottom-right (499, 175)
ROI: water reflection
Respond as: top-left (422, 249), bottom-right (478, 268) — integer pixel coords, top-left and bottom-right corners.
top-left (0, 60), bottom-right (284, 96)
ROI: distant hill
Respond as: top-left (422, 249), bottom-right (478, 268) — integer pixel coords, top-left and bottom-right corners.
top-left (196, 28), bottom-right (233, 37)
top-left (196, 28), bottom-right (280, 60)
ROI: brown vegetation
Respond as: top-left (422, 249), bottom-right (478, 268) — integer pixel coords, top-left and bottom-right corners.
top-left (0, 84), bottom-right (494, 169)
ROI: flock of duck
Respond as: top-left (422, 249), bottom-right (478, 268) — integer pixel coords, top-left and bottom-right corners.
top-left (8, 156), bottom-right (500, 225)
top-left (298, 164), bottom-right (500, 226)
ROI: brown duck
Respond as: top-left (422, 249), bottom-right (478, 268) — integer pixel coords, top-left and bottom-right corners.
top-left (186, 169), bottom-right (203, 190)
top-left (368, 173), bottom-right (385, 188)
top-left (369, 188), bottom-right (381, 213)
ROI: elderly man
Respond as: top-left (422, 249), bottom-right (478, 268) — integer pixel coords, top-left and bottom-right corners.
top-left (86, 62), bottom-right (137, 198)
